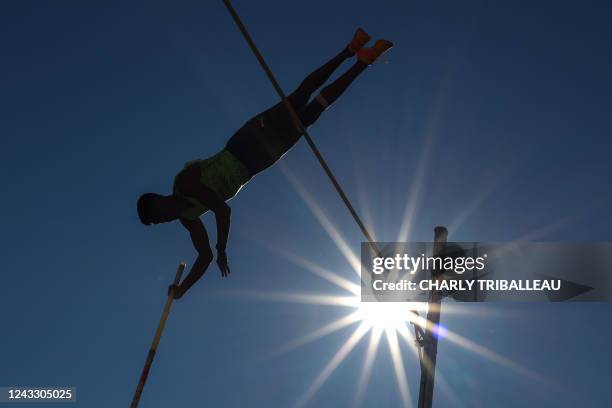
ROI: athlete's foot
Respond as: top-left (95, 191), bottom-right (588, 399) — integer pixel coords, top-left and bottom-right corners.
top-left (357, 39), bottom-right (394, 65)
top-left (348, 28), bottom-right (371, 53)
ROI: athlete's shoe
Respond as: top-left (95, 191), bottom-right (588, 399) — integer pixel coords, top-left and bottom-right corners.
top-left (357, 39), bottom-right (394, 64)
top-left (348, 28), bottom-right (371, 53)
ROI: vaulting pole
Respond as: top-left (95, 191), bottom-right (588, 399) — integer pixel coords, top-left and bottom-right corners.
top-left (417, 227), bottom-right (448, 408)
top-left (130, 261), bottom-right (186, 408)
top-left (221, 0), bottom-right (380, 256)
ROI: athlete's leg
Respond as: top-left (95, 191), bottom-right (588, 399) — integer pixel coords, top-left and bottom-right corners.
top-left (228, 30), bottom-right (372, 175)
top-left (300, 61), bottom-right (366, 127)
top-left (286, 28), bottom-right (371, 110)
top-left (226, 34), bottom-right (392, 177)
top-left (225, 46), bottom-right (354, 176)
top-left (300, 39), bottom-right (393, 127)
top-left (284, 49), bottom-right (351, 111)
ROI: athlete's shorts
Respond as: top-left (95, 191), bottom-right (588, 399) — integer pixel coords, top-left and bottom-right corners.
top-left (225, 102), bottom-right (304, 176)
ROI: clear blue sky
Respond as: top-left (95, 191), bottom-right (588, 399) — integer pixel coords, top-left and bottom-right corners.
top-left (1, 1), bottom-right (611, 407)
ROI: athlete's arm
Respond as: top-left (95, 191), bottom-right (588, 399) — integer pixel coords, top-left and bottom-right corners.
top-left (169, 218), bottom-right (214, 299)
top-left (189, 184), bottom-right (232, 278)
top-left (173, 165), bottom-right (232, 285)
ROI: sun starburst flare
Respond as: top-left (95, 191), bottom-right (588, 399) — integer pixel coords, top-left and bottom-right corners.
top-left (219, 255), bottom-right (543, 407)
top-left (222, 153), bottom-right (553, 406)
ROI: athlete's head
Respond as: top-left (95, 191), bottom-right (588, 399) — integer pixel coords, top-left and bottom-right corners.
top-left (137, 193), bottom-right (180, 225)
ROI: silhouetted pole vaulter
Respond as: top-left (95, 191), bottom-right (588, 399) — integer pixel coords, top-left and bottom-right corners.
top-left (417, 226), bottom-right (448, 408)
top-left (130, 262), bottom-right (186, 408)
top-left (221, 0), bottom-right (381, 257)
top-left (137, 22), bottom-right (392, 299)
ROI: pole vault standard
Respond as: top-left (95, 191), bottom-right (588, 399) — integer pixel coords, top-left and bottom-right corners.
top-left (221, 0), bottom-right (380, 256)
top-left (130, 262), bottom-right (186, 408)
top-left (416, 226), bottom-right (448, 408)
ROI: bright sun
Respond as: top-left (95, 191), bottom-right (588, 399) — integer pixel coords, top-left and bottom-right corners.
top-left (356, 300), bottom-right (422, 331)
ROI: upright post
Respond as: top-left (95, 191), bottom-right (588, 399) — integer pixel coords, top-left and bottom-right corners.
top-left (417, 226), bottom-right (448, 408)
top-left (130, 262), bottom-right (186, 408)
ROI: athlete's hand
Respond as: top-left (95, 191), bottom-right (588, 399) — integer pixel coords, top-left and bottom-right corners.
top-left (217, 249), bottom-right (231, 277)
top-left (168, 284), bottom-right (184, 300)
